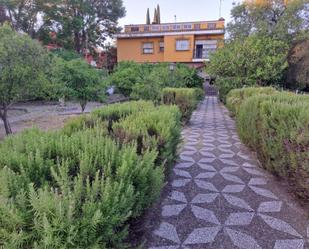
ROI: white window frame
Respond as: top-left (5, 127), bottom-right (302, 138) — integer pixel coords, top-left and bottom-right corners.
top-left (173, 24), bottom-right (181, 30)
top-left (176, 39), bottom-right (190, 51)
top-left (184, 24), bottom-right (192, 30)
top-left (159, 41), bottom-right (164, 52)
top-left (142, 42), bottom-right (154, 54)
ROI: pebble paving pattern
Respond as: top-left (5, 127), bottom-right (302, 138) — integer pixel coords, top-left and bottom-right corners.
top-left (146, 96), bottom-right (309, 249)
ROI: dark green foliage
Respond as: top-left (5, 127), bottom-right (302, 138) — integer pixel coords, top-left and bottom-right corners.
top-left (52, 49), bottom-right (82, 61)
top-left (0, 24), bottom-right (52, 135)
top-left (53, 58), bottom-right (107, 112)
top-left (227, 88), bottom-right (309, 199)
top-left (207, 35), bottom-right (288, 102)
top-left (108, 62), bottom-right (204, 102)
top-left (162, 88), bottom-right (204, 121)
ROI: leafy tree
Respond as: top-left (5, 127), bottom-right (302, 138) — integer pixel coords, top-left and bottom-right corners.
top-left (54, 58), bottom-right (105, 112)
top-left (0, 0), bottom-right (44, 37)
top-left (227, 0), bottom-right (308, 42)
top-left (207, 35), bottom-right (288, 102)
top-left (0, 24), bottom-right (51, 135)
top-left (40, 0), bottom-right (126, 54)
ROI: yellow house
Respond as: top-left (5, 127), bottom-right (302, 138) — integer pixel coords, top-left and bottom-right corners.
top-left (116, 19), bottom-right (225, 67)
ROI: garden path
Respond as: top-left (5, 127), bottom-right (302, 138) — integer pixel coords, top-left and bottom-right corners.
top-left (145, 96), bottom-right (309, 249)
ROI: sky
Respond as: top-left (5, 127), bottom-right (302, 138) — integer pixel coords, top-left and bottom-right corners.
top-left (118, 0), bottom-right (241, 27)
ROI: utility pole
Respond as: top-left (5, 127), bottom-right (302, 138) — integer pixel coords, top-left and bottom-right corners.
top-left (219, 0), bottom-right (223, 18)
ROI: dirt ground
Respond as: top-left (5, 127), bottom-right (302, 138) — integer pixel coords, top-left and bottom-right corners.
top-left (0, 113), bottom-right (79, 140)
top-left (0, 94), bottom-right (128, 140)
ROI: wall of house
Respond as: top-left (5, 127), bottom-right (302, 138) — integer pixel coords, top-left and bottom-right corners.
top-left (117, 33), bottom-right (225, 63)
top-left (117, 37), bottom-right (164, 62)
top-left (163, 35), bottom-right (195, 62)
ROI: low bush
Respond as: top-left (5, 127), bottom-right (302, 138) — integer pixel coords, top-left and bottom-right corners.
top-left (92, 100), bottom-right (154, 133)
top-left (226, 87), bottom-right (278, 116)
top-left (113, 105), bottom-right (181, 167)
top-left (0, 127), bottom-right (163, 248)
top-left (162, 88), bottom-right (204, 121)
top-left (0, 98), bottom-right (185, 248)
top-left (228, 88), bottom-right (309, 199)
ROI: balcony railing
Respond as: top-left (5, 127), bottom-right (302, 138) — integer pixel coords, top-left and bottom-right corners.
top-left (124, 20), bottom-right (225, 33)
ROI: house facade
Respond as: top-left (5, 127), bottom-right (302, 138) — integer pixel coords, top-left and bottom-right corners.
top-left (116, 18), bottom-right (225, 67)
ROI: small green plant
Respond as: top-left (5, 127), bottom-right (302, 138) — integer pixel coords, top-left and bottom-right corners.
top-left (162, 88), bottom-right (204, 121)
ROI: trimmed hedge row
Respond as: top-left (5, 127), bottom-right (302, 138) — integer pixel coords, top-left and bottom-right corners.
top-left (0, 100), bottom-right (183, 248)
top-left (226, 87), bottom-right (278, 116)
top-left (162, 87), bottom-right (204, 121)
top-left (226, 87), bottom-right (309, 199)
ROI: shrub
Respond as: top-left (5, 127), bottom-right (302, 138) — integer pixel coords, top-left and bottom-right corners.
top-left (112, 105), bottom-right (182, 167)
top-left (108, 62), bottom-right (204, 100)
top-left (0, 127), bottom-right (163, 248)
top-left (162, 88), bottom-right (204, 121)
top-left (61, 114), bottom-right (104, 136)
top-left (232, 91), bottom-right (309, 199)
top-left (92, 100), bottom-right (154, 133)
top-left (226, 87), bottom-right (278, 116)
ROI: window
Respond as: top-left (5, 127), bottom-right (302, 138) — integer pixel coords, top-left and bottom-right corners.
top-left (142, 42), bottom-right (154, 54)
top-left (144, 26), bottom-right (150, 32)
top-left (184, 24), bottom-right (192, 29)
top-left (131, 26), bottom-right (139, 32)
top-left (173, 24), bottom-right (181, 30)
top-left (207, 23), bottom-right (217, 29)
top-left (176, 40), bottom-right (190, 51)
top-left (194, 24), bottom-right (201, 30)
top-left (151, 25), bottom-right (160, 31)
top-left (159, 41), bottom-right (164, 52)
top-left (162, 25), bottom-right (170, 31)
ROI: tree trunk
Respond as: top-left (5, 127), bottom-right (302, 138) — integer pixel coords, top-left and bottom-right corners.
top-left (0, 106), bottom-right (12, 135)
top-left (80, 100), bottom-right (87, 113)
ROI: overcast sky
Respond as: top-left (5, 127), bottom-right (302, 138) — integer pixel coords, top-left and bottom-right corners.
top-left (118, 0), bottom-right (241, 27)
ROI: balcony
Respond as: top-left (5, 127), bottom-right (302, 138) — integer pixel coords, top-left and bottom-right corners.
top-left (122, 19), bottom-right (225, 34)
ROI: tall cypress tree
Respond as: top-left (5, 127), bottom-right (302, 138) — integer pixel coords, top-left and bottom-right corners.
top-left (157, 4), bottom-right (161, 24)
top-left (146, 8), bottom-right (151, 24)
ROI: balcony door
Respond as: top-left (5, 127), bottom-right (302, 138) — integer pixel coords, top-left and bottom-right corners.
top-left (194, 40), bottom-right (217, 59)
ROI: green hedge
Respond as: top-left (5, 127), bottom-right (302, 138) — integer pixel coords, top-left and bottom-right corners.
top-left (113, 105), bottom-right (181, 166)
top-left (226, 87), bottom-right (278, 116)
top-left (227, 88), bottom-right (309, 199)
top-left (0, 100), bottom-right (183, 248)
top-left (162, 87), bottom-right (204, 121)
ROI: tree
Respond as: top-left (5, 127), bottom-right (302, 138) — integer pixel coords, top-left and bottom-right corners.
top-left (227, 0), bottom-right (308, 42)
top-left (0, 25), bottom-right (49, 134)
top-left (54, 58), bottom-right (104, 112)
top-left (146, 8), bottom-right (151, 25)
top-left (0, 0), bottom-right (44, 38)
top-left (286, 39), bottom-right (309, 91)
top-left (40, 0), bottom-right (126, 54)
top-left (157, 4), bottom-right (161, 24)
top-left (206, 35), bottom-right (289, 101)
top-left (0, 24), bottom-right (51, 135)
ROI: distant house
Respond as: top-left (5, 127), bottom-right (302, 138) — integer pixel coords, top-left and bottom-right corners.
top-left (116, 7), bottom-right (225, 68)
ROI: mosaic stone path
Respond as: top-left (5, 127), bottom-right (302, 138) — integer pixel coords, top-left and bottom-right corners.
top-left (146, 96), bottom-right (309, 249)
